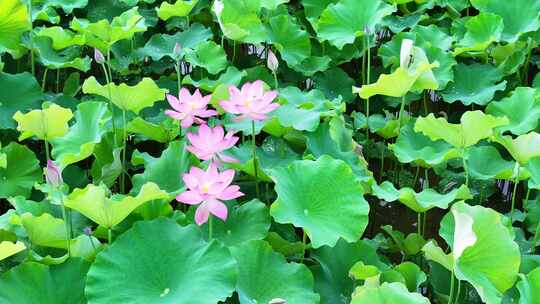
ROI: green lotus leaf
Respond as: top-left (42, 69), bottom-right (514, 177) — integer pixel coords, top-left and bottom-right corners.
top-left (357, 46), bottom-right (439, 99)
top-left (130, 141), bottom-right (191, 195)
top-left (21, 213), bottom-right (68, 249)
top-left (137, 23), bottom-right (212, 61)
top-left (471, 0), bottom-right (540, 42)
top-left (301, 0), bottom-right (338, 30)
top-left (35, 0), bottom-right (89, 14)
top-left (260, 0), bottom-right (289, 9)
top-left (64, 182), bottom-right (169, 229)
top-left (70, 7), bottom-right (147, 51)
top-left (156, 0), bottom-right (198, 21)
top-left (395, 262), bottom-right (427, 292)
top-left (313, 67), bottom-right (354, 102)
top-left (311, 239), bottom-right (389, 304)
top-left (82, 77), bottom-right (168, 114)
top-left (274, 87), bottom-right (333, 132)
top-left (200, 200), bottom-right (270, 246)
top-left (494, 132), bottom-right (540, 165)
top-left (126, 117), bottom-right (175, 143)
top-left (31, 36), bottom-right (91, 72)
top-left (526, 157), bottom-right (540, 190)
top-left (0, 142), bottom-right (42, 199)
top-left (486, 87), bottom-right (540, 135)
top-left (517, 267), bottom-right (540, 303)
top-left (349, 261), bottom-right (380, 280)
top-left (372, 181), bottom-right (471, 213)
top-left (454, 13), bottom-right (503, 56)
top-left (414, 24), bottom-right (454, 51)
top-left (441, 63), bottom-right (507, 106)
top-left (35, 26), bottom-right (86, 50)
top-left (306, 119), bottom-right (372, 184)
top-left (0, 259), bottom-right (89, 304)
top-left (0, 0), bottom-right (31, 58)
top-left (184, 41), bottom-right (228, 75)
top-left (316, 0), bottom-right (396, 49)
top-left (0, 241), bottom-right (25, 261)
top-left (0, 72), bottom-right (44, 130)
top-left (351, 281), bottom-right (430, 304)
top-left (422, 240), bottom-right (453, 271)
top-left (390, 122), bottom-right (459, 167)
top-left (13, 103), bottom-right (73, 141)
top-left (414, 111), bottom-right (509, 149)
top-left (90, 133), bottom-right (122, 187)
top-left (215, 0), bottom-right (267, 43)
top-left (439, 202), bottom-right (521, 304)
top-left (270, 156), bottom-right (369, 248)
top-left (85, 218), bottom-right (237, 303)
top-left (51, 102), bottom-right (110, 167)
top-left (465, 145), bottom-right (517, 180)
top-left (31, 4), bottom-right (60, 24)
top-left (231, 240), bottom-right (319, 303)
top-left (267, 14), bottom-right (311, 67)
top-left (0, 144), bottom-right (5, 168)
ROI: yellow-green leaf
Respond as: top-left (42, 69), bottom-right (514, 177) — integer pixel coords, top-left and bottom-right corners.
top-left (82, 77), bottom-right (168, 114)
top-left (157, 0), bottom-right (199, 21)
top-left (0, 241), bottom-right (25, 261)
top-left (13, 104), bottom-right (73, 141)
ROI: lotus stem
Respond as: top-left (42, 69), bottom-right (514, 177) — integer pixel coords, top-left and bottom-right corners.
top-left (448, 271), bottom-right (456, 304)
top-left (455, 279), bottom-right (461, 303)
top-left (41, 68), bottom-right (48, 91)
top-left (101, 50), bottom-right (117, 145)
top-left (208, 216), bottom-right (213, 240)
top-left (175, 61), bottom-right (182, 96)
top-left (273, 72), bottom-right (278, 91)
top-left (120, 109), bottom-right (127, 194)
top-left (509, 166), bottom-right (521, 226)
top-left (60, 196), bottom-right (71, 257)
top-left (300, 230), bottom-right (307, 263)
top-left (252, 120), bottom-right (260, 198)
top-left (533, 221), bottom-right (540, 251)
top-left (398, 95), bottom-right (406, 130)
top-left (108, 228), bottom-right (112, 244)
top-left (365, 34), bottom-right (371, 139)
top-left (56, 69), bottom-right (60, 93)
top-left (27, 1), bottom-right (35, 77)
top-left (44, 140), bottom-right (50, 161)
top-left (417, 213), bottom-right (422, 236)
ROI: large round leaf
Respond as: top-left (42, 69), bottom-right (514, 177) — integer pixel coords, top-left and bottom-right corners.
top-left (0, 72), bottom-right (44, 130)
top-left (0, 0), bottom-right (31, 58)
top-left (440, 202), bottom-right (521, 304)
top-left (85, 218), bottom-right (237, 303)
top-left (230, 240), bottom-right (319, 304)
top-left (486, 87), bottom-right (540, 135)
top-left (471, 0), bottom-right (540, 42)
top-left (517, 266), bottom-right (540, 304)
top-left (0, 142), bottom-right (42, 199)
top-left (51, 102), bottom-right (110, 167)
top-left (453, 13), bottom-right (503, 56)
top-left (0, 258), bottom-right (89, 304)
top-left (351, 282), bottom-right (430, 304)
top-left (267, 14), bottom-right (311, 67)
top-left (13, 103), bottom-right (73, 141)
top-left (316, 0), bottom-right (395, 49)
top-left (270, 155), bottom-right (369, 248)
top-left (441, 63), bottom-right (507, 106)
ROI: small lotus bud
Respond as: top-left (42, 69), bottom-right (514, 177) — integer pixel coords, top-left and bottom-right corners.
top-left (94, 48), bottom-right (105, 64)
top-left (268, 299), bottom-right (286, 304)
top-left (45, 160), bottom-right (63, 187)
top-left (267, 49), bottom-right (279, 73)
top-left (173, 42), bottom-right (182, 57)
top-left (213, 0), bottom-right (224, 17)
top-left (400, 39), bottom-right (414, 68)
top-left (364, 26), bottom-right (371, 36)
top-left (83, 227), bottom-right (92, 236)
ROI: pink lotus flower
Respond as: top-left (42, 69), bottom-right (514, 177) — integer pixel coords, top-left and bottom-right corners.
top-left (186, 124), bottom-right (239, 163)
top-left (45, 160), bottom-right (63, 186)
top-left (176, 163), bottom-right (244, 225)
top-left (165, 88), bottom-right (218, 129)
top-left (219, 80), bottom-right (279, 121)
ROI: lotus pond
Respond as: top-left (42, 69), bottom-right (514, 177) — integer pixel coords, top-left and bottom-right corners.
top-left (2, 0), bottom-right (540, 303)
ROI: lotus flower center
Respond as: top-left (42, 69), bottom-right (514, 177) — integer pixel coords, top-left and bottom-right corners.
top-left (244, 98), bottom-right (253, 108)
top-left (201, 182), bottom-right (212, 193)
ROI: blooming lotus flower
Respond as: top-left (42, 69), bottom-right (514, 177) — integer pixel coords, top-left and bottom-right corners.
top-left (219, 80), bottom-right (279, 121)
top-left (176, 163), bottom-right (244, 225)
top-left (187, 124), bottom-right (239, 163)
top-left (165, 88), bottom-right (218, 128)
top-left (45, 160), bottom-right (62, 186)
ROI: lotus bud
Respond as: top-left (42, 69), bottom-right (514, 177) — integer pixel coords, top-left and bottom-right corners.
top-left (94, 48), bottom-right (105, 64)
top-left (268, 299), bottom-right (286, 304)
top-left (399, 39), bottom-right (414, 68)
top-left (267, 49), bottom-right (279, 73)
top-left (213, 0), bottom-right (224, 17)
top-left (364, 26), bottom-right (371, 36)
top-left (83, 227), bottom-right (92, 236)
top-left (173, 42), bottom-right (182, 57)
top-left (45, 160), bottom-right (63, 187)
